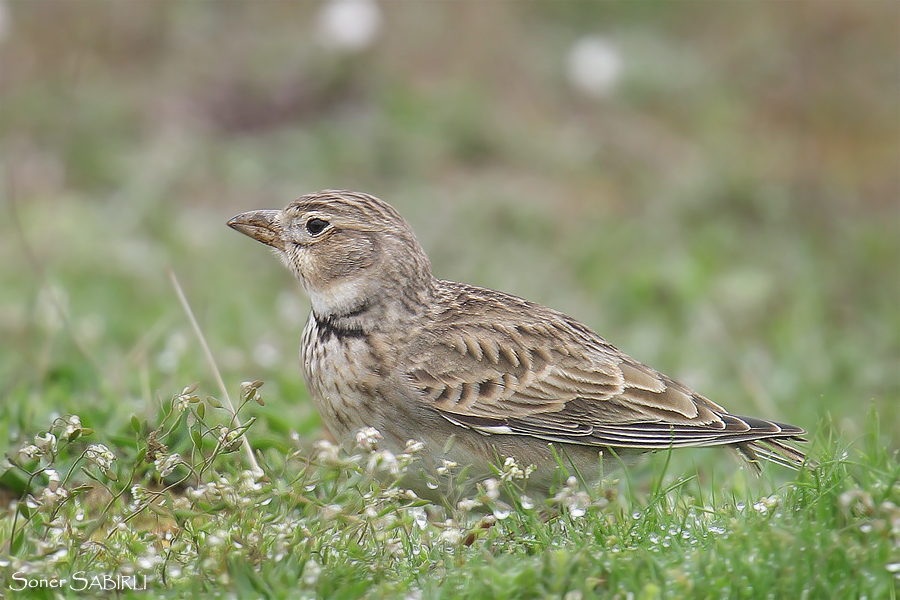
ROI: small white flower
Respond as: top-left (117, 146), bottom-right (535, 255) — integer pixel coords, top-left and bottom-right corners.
top-left (439, 527), bottom-right (462, 544)
top-left (240, 380), bottom-right (265, 404)
top-left (85, 444), bottom-right (116, 471)
top-left (404, 440), bottom-right (425, 454)
top-left (155, 453), bottom-right (182, 477)
top-left (436, 458), bottom-right (457, 476)
top-left (34, 432), bottom-right (57, 455)
top-left (130, 484), bottom-right (147, 502)
top-left (457, 498), bottom-right (483, 512)
top-left (313, 439), bottom-right (341, 463)
top-left (39, 485), bottom-right (68, 508)
top-left (174, 395), bottom-right (191, 413)
top-left (566, 35), bottom-right (623, 98)
top-left (367, 449), bottom-right (399, 475)
top-left (500, 456), bottom-right (533, 481)
top-left (410, 506), bottom-right (428, 529)
top-left (356, 426), bottom-right (383, 451)
top-left (62, 415), bottom-right (82, 440)
top-left (316, 0), bottom-right (382, 53)
top-left (482, 478), bottom-right (500, 501)
top-left (45, 469), bottom-right (60, 492)
top-left (17, 444), bottom-right (42, 461)
top-left (173, 384), bottom-right (199, 412)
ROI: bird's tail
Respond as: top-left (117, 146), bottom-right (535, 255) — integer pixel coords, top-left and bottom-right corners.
top-left (735, 435), bottom-right (811, 475)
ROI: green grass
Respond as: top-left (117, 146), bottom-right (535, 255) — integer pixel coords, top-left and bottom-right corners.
top-left (1, 1), bottom-right (898, 598)
top-left (0, 392), bottom-right (897, 599)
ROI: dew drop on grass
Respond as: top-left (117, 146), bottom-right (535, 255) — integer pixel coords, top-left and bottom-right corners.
top-left (411, 507), bottom-right (427, 529)
top-left (493, 506), bottom-right (511, 520)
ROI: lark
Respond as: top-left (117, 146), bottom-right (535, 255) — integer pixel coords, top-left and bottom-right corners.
top-left (228, 190), bottom-right (807, 496)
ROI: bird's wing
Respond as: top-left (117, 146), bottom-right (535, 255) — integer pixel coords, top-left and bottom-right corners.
top-left (405, 284), bottom-right (806, 468)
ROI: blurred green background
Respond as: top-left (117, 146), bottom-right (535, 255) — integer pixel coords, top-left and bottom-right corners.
top-left (1, 1), bottom-right (897, 473)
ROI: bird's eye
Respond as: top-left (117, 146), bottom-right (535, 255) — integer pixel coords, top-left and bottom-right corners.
top-left (305, 218), bottom-right (330, 236)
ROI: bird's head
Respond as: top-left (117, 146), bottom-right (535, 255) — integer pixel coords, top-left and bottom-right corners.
top-left (228, 190), bottom-right (433, 319)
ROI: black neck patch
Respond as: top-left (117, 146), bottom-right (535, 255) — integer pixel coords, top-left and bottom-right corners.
top-left (313, 301), bottom-right (372, 342)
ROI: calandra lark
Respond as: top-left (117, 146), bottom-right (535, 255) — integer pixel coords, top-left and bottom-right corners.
top-left (229, 190), bottom-right (807, 496)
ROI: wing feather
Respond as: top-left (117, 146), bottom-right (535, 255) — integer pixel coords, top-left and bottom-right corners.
top-left (406, 281), bottom-right (807, 469)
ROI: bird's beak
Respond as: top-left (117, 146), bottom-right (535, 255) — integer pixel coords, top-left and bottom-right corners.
top-left (227, 210), bottom-right (284, 252)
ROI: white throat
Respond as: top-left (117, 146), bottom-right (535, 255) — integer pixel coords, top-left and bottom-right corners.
top-left (306, 278), bottom-right (370, 319)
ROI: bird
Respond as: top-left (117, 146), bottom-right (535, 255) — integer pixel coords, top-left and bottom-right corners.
top-left (228, 189), bottom-right (807, 498)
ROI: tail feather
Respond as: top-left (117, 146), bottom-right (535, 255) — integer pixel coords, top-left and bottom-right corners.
top-left (735, 435), bottom-right (811, 474)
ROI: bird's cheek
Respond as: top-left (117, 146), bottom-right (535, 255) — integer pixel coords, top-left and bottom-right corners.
top-left (283, 248), bottom-right (313, 287)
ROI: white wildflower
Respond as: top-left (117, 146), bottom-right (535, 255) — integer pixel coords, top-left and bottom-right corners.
top-left (130, 484), bottom-right (147, 502)
top-left (155, 453), bottom-right (182, 477)
top-left (17, 444), bottom-right (42, 461)
top-left (457, 498), bottom-right (483, 512)
top-left (61, 415), bottom-right (82, 440)
top-left (404, 440), bottom-right (425, 454)
top-left (566, 35), bottom-right (623, 98)
top-left (439, 527), bottom-right (462, 544)
top-left (313, 439), bottom-right (341, 464)
top-left (173, 384), bottom-right (199, 412)
top-left (45, 469), bottom-right (60, 492)
top-left (316, 0), bottom-right (382, 53)
top-left (355, 426), bottom-right (383, 451)
top-left (410, 506), bottom-right (427, 529)
top-left (34, 432), bottom-right (57, 455)
top-left (218, 426), bottom-right (242, 451)
top-left (437, 459), bottom-right (457, 475)
top-left (240, 380), bottom-right (265, 405)
top-left (367, 449), bottom-right (399, 475)
top-left (500, 456), bottom-right (534, 481)
top-left (85, 444), bottom-right (116, 471)
top-left (482, 478), bottom-right (501, 501)
top-left (39, 485), bottom-right (68, 509)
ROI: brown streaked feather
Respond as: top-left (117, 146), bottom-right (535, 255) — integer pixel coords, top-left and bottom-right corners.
top-left (407, 280), bottom-right (807, 470)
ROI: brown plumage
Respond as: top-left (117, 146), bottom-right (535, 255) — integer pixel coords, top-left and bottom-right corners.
top-left (229, 190), bottom-right (807, 497)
